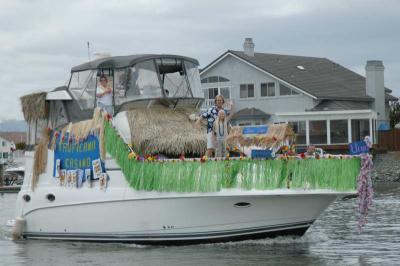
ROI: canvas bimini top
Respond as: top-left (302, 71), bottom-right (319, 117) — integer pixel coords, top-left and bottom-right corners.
top-left (71, 54), bottom-right (199, 72)
top-left (66, 54), bottom-right (204, 118)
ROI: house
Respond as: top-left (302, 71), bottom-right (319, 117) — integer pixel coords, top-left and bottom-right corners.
top-left (0, 136), bottom-right (12, 164)
top-left (200, 38), bottom-right (398, 147)
top-left (0, 132), bottom-right (26, 146)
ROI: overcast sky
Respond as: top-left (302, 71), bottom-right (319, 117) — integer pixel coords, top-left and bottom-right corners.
top-left (0, 0), bottom-right (399, 121)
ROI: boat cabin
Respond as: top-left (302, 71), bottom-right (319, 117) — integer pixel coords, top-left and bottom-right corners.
top-left (47, 54), bottom-right (204, 128)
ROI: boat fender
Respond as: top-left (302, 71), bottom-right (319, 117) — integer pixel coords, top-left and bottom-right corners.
top-left (11, 216), bottom-right (26, 240)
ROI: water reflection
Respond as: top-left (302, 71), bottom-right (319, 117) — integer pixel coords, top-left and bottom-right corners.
top-left (1, 183), bottom-right (399, 266)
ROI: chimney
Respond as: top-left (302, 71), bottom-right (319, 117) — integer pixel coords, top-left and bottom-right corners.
top-left (243, 38), bottom-right (255, 57)
top-left (365, 60), bottom-right (385, 122)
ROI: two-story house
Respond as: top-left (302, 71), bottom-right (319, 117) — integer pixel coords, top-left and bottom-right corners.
top-left (200, 38), bottom-right (397, 147)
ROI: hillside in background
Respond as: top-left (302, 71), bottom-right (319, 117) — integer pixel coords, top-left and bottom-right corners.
top-left (0, 120), bottom-right (27, 132)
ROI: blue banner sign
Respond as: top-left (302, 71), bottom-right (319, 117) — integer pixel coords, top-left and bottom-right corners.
top-left (251, 149), bottom-right (275, 159)
top-left (53, 134), bottom-right (101, 176)
top-left (243, 125), bottom-right (268, 135)
top-left (349, 140), bottom-right (369, 155)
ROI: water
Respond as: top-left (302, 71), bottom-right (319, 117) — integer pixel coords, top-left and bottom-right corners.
top-left (1, 183), bottom-right (400, 266)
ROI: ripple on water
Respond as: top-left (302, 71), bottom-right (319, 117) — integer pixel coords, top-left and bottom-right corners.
top-left (0, 183), bottom-right (400, 266)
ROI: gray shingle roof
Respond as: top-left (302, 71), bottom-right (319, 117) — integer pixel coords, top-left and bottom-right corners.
top-left (312, 100), bottom-right (370, 111)
top-left (203, 50), bottom-right (397, 101)
top-left (231, 107), bottom-right (270, 120)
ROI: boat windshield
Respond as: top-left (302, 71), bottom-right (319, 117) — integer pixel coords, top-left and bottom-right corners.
top-left (184, 61), bottom-right (203, 98)
top-left (69, 58), bottom-right (203, 111)
top-left (114, 60), bottom-right (163, 105)
top-left (114, 59), bottom-right (203, 106)
top-left (68, 69), bottom-right (98, 110)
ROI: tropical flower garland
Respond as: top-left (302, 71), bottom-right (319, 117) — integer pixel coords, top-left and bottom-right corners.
top-left (357, 154), bottom-right (373, 232)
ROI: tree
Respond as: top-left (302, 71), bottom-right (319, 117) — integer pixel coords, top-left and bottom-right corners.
top-left (389, 100), bottom-right (400, 128)
top-left (15, 142), bottom-right (26, 150)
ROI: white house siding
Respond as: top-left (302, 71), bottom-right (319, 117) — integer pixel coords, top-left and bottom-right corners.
top-left (200, 55), bottom-right (315, 118)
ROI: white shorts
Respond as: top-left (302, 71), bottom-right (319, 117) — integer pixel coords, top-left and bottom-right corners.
top-left (207, 132), bottom-right (215, 149)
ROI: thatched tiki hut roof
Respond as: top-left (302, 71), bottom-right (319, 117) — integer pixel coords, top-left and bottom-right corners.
top-left (126, 107), bottom-right (206, 156)
top-left (20, 92), bottom-right (49, 122)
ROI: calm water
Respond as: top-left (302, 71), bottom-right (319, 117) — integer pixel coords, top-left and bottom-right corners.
top-left (1, 183), bottom-right (399, 266)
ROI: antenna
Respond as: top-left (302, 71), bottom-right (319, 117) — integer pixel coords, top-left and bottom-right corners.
top-left (87, 41), bottom-right (91, 60)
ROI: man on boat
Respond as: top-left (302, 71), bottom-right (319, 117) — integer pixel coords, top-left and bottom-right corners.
top-left (196, 95), bottom-right (233, 157)
top-left (96, 75), bottom-right (113, 114)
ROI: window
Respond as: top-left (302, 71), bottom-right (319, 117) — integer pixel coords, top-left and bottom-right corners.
top-left (261, 82), bottom-right (276, 97)
top-left (201, 76), bottom-right (230, 83)
top-left (68, 70), bottom-right (98, 109)
top-left (208, 76), bottom-right (218, 83)
top-left (279, 84), bottom-right (291, 96)
top-left (3, 152), bottom-right (8, 159)
top-left (220, 87), bottom-right (230, 99)
top-left (279, 83), bottom-right (299, 96)
top-left (2, 141), bottom-right (5, 147)
top-left (202, 87), bottom-right (231, 109)
top-left (205, 88), bottom-right (219, 100)
top-left (115, 60), bottom-right (162, 105)
top-left (240, 84), bottom-right (254, 98)
top-left (351, 119), bottom-right (370, 142)
top-left (330, 120), bottom-right (348, 144)
top-left (157, 59), bottom-right (191, 98)
top-left (184, 61), bottom-right (203, 98)
top-left (288, 121), bottom-right (306, 144)
top-left (309, 120), bottom-right (327, 144)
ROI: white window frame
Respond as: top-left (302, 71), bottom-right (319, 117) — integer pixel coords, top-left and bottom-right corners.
top-left (308, 120), bottom-right (328, 145)
top-left (287, 121), bottom-right (307, 145)
top-left (329, 119), bottom-right (350, 145)
top-left (201, 85), bottom-right (232, 109)
top-left (239, 83), bottom-right (255, 99)
top-left (275, 110), bottom-right (376, 145)
top-left (278, 83), bottom-right (300, 97)
top-left (260, 82), bottom-right (276, 97)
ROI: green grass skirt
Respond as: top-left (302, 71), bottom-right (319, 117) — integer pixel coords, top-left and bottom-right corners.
top-left (105, 122), bottom-right (359, 192)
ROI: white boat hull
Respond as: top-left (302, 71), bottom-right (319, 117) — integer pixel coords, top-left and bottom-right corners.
top-left (18, 191), bottom-right (341, 244)
top-left (15, 152), bottom-right (354, 244)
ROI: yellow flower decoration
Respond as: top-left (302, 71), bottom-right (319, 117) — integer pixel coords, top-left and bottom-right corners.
top-left (128, 151), bottom-right (137, 160)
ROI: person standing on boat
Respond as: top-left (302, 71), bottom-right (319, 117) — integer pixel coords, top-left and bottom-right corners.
top-left (213, 110), bottom-right (230, 157)
top-left (196, 95), bottom-right (233, 157)
top-left (96, 75), bottom-right (113, 114)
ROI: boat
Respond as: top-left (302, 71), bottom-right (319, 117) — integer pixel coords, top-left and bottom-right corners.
top-left (13, 54), bottom-right (365, 244)
top-left (0, 166), bottom-right (24, 193)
